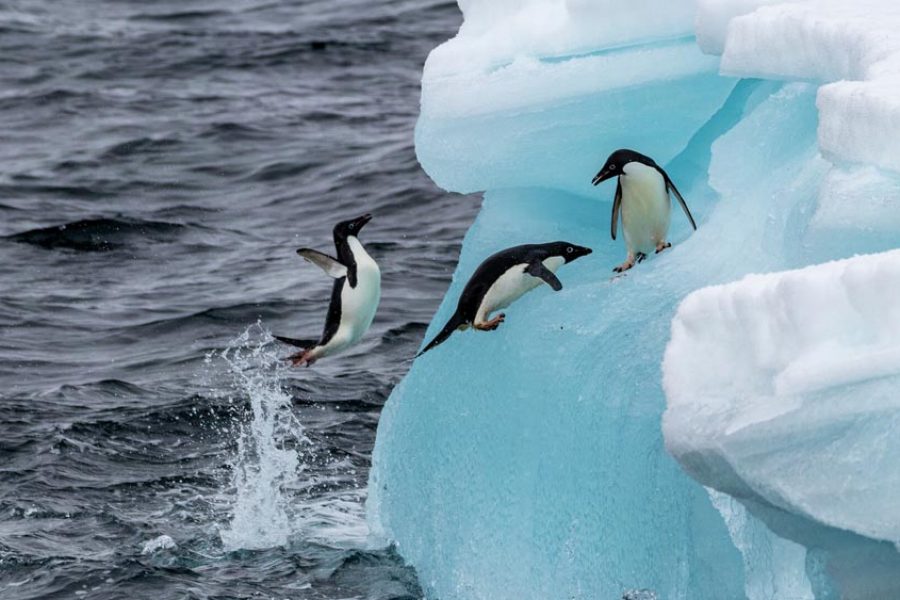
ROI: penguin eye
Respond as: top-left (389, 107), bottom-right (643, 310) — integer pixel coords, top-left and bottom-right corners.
top-left (349, 223), bottom-right (355, 230)
top-left (566, 246), bottom-right (574, 253)
top-left (609, 163), bottom-right (615, 170)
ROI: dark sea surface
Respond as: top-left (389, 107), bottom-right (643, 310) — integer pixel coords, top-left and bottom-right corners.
top-left (0, 1), bottom-right (476, 598)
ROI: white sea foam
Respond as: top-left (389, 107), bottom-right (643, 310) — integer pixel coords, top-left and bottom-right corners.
top-left (211, 324), bottom-right (372, 552)
top-left (214, 325), bottom-right (307, 551)
top-left (141, 534), bottom-right (177, 555)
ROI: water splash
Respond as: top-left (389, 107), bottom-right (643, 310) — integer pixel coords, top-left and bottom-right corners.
top-left (211, 323), bottom-right (308, 551)
top-left (141, 534), bottom-right (177, 555)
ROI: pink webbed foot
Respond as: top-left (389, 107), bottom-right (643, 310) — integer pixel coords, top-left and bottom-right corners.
top-left (613, 258), bottom-right (635, 273)
top-left (287, 350), bottom-right (316, 367)
top-left (474, 313), bottom-right (506, 331)
top-left (656, 242), bottom-right (672, 254)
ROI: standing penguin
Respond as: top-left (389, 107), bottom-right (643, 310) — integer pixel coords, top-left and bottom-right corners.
top-left (417, 241), bottom-right (592, 357)
top-left (275, 213), bottom-right (381, 366)
top-left (591, 149), bottom-right (696, 273)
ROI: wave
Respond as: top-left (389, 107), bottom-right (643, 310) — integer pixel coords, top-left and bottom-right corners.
top-left (0, 180), bottom-right (113, 199)
top-left (8, 217), bottom-right (185, 252)
top-left (100, 137), bottom-right (183, 160)
top-left (196, 121), bottom-right (272, 142)
top-left (0, 88), bottom-right (93, 111)
top-left (379, 322), bottom-right (427, 345)
top-left (244, 160), bottom-right (315, 182)
top-left (129, 9), bottom-right (232, 23)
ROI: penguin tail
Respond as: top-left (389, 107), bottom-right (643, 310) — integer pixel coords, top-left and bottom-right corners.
top-left (416, 313), bottom-right (464, 358)
top-left (273, 335), bottom-right (318, 349)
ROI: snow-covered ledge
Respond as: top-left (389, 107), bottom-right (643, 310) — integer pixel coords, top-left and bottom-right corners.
top-left (663, 249), bottom-right (900, 597)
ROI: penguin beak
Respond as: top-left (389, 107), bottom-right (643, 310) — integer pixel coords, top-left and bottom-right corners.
top-left (573, 245), bottom-right (593, 259)
top-left (352, 213), bottom-right (373, 231)
top-left (563, 244), bottom-right (592, 262)
top-left (591, 167), bottom-right (615, 186)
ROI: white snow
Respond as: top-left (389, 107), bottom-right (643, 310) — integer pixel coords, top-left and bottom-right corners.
top-left (415, 38), bottom-right (732, 195)
top-left (663, 248), bottom-right (900, 543)
top-left (414, 0), bottom-right (735, 196)
top-left (430, 0), bottom-right (697, 78)
top-left (421, 41), bottom-right (719, 120)
top-left (694, 0), bottom-right (788, 55)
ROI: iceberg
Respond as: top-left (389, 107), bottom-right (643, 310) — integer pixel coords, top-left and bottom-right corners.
top-left (368, 1), bottom-right (900, 598)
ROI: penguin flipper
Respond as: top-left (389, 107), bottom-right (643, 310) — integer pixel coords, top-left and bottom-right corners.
top-left (664, 175), bottom-right (697, 231)
top-left (611, 179), bottom-right (622, 240)
top-left (274, 335), bottom-right (318, 348)
top-left (526, 261), bottom-right (563, 291)
top-left (416, 313), bottom-right (464, 358)
top-left (296, 248), bottom-right (348, 279)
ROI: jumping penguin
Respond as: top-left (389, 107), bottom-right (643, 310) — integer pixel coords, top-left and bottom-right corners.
top-left (275, 213), bottom-right (381, 366)
top-left (417, 241), bottom-right (592, 357)
top-left (591, 149), bottom-right (696, 273)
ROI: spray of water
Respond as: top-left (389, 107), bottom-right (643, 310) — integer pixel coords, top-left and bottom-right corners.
top-left (211, 323), bottom-right (309, 551)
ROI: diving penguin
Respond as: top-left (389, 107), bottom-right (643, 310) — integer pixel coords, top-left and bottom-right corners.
top-left (591, 149), bottom-right (697, 273)
top-left (275, 213), bottom-right (381, 366)
top-left (417, 241), bottom-right (592, 356)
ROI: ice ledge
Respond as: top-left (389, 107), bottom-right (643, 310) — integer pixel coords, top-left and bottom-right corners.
top-left (663, 248), bottom-right (900, 545)
top-left (428, 0), bottom-right (697, 79)
top-left (696, 0), bottom-right (900, 172)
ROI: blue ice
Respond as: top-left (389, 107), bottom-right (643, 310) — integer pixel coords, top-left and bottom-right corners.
top-left (367, 2), bottom-right (900, 598)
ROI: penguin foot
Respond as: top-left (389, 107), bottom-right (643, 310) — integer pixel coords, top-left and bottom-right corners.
top-left (636, 253), bottom-right (647, 264)
top-left (655, 242), bottom-right (671, 254)
top-left (288, 350), bottom-right (315, 367)
top-left (613, 260), bottom-right (635, 273)
top-left (475, 313), bottom-right (505, 331)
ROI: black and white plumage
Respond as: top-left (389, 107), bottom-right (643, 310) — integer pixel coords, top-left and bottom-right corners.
top-left (275, 213), bottom-right (380, 366)
top-left (417, 241), bottom-right (592, 357)
top-left (592, 149), bottom-right (696, 273)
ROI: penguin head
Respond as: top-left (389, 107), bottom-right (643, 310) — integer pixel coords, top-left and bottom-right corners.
top-left (333, 213), bottom-right (372, 240)
top-left (546, 241), bottom-right (593, 263)
top-left (592, 149), bottom-right (655, 185)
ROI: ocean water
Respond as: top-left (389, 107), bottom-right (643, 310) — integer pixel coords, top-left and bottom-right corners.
top-left (0, 1), bottom-right (474, 598)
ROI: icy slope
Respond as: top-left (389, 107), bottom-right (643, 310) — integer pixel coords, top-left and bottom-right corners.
top-left (370, 81), bottom-right (832, 599)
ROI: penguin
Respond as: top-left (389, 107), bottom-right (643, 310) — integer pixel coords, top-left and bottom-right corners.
top-left (417, 241), bottom-right (592, 357)
top-left (591, 149), bottom-right (696, 273)
top-left (275, 213), bottom-right (381, 366)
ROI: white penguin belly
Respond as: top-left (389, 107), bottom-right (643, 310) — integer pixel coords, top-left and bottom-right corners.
top-left (475, 257), bottom-right (563, 323)
top-left (317, 238), bottom-right (381, 357)
top-left (621, 163), bottom-right (670, 255)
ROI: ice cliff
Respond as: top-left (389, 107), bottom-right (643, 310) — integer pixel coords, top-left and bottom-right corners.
top-left (368, 1), bottom-right (900, 598)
